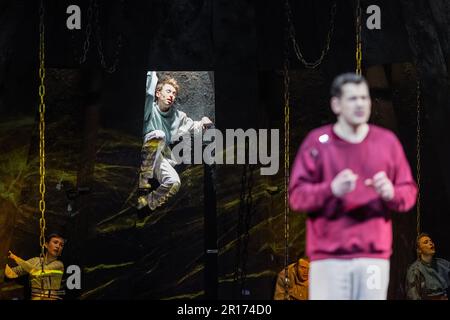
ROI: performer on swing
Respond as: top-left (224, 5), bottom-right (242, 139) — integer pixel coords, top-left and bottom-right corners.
top-left (289, 73), bottom-right (417, 300)
top-left (4, 232), bottom-right (65, 300)
top-left (138, 72), bottom-right (213, 210)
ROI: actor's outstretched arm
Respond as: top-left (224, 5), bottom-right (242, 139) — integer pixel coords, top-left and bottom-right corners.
top-left (144, 71), bottom-right (158, 124)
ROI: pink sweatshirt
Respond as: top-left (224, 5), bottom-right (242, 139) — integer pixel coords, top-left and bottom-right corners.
top-left (289, 124), bottom-right (417, 261)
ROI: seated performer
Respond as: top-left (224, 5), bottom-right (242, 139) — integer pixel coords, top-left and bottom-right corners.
top-left (406, 233), bottom-right (450, 300)
top-left (274, 257), bottom-right (310, 300)
top-left (5, 232), bottom-right (65, 300)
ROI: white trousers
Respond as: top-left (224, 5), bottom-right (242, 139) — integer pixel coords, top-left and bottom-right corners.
top-left (142, 130), bottom-right (180, 210)
top-left (309, 258), bottom-right (390, 300)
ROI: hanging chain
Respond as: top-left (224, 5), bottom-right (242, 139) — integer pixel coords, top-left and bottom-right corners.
top-left (282, 0), bottom-right (292, 300)
top-left (232, 142), bottom-right (255, 298)
top-left (415, 78), bottom-right (421, 236)
top-left (355, 0), bottom-right (362, 75)
top-left (283, 58), bottom-right (291, 301)
top-left (79, 0), bottom-right (94, 64)
top-left (233, 163), bottom-right (247, 297)
top-left (94, 0), bottom-right (124, 73)
top-left (286, 0), bottom-right (337, 69)
top-left (38, 0), bottom-right (47, 268)
top-left (240, 163), bottom-right (254, 296)
top-left (79, 0), bottom-right (123, 73)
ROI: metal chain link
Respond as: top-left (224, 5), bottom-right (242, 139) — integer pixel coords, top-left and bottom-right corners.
top-left (282, 0), bottom-right (292, 300)
top-left (355, 0), bottom-right (362, 75)
top-left (79, 0), bottom-right (123, 73)
top-left (38, 0), bottom-right (47, 268)
top-left (79, 0), bottom-right (94, 64)
top-left (408, 15), bottom-right (423, 238)
top-left (416, 78), bottom-right (421, 236)
top-left (283, 58), bottom-right (291, 301)
top-left (286, 0), bottom-right (337, 69)
top-left (240, 163), bottom-right (254, 296)
top-left (233, 163), bottom-right (247, 297)
top-left (94, 0), bottom-right (124, 73)
top-left (232, 142), bottom-right (255, 298)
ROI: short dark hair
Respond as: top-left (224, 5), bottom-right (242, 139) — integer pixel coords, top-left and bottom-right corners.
top-left (330, 73), bottom-right (368, 97)
top-left (46, 232), bottom-right (65, 243)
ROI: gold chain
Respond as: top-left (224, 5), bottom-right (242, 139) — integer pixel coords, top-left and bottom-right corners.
top-left (416, 78), bottom-right (421, 236)
top-left (286, 1), bottom-right (337, 69)
top-left (283, 0), bottom-right (293, 300)
top-left (38, 0), bottom-right (47, 263)
top-left (355, 0), bottom-right (362, 75)
top-left (283, 59), bottom-right (291, 300)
